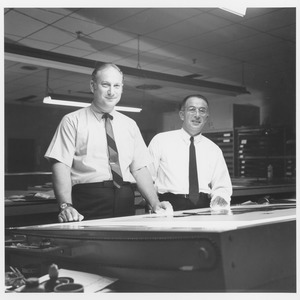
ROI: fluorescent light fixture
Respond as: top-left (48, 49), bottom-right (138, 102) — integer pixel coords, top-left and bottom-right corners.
top-left (220, 6), bottom-right (247, 17)
top-left (43, 96), bottom-right (89, 108)
top-left (114, 105), bottom-right (142, 113)
top-left (43, 96), bottom-right (142, 112)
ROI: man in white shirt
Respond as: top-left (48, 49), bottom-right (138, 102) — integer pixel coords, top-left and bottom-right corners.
top-left (45, 63), bottom-right (172, 222)
top-left (148, 94), bottom-right (232, 211)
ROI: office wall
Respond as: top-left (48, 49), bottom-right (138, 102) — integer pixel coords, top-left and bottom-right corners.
top-left (161, 94), bottom-right (260, 132)
top-left (161, 90), bottom-right (296, 133)
top-left (5, 104), bottom-right (74, 172)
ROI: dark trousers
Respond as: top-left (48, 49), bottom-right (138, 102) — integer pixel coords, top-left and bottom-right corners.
top-left (158, 192), bottom-right (210, 211)
top-left (72, 181), bottom-right (135, 221)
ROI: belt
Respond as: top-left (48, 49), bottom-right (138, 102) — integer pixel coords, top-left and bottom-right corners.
top-left (73, 181), bottom-right (132, 189)
top-left (159, 192), bottom-right (210, 199)
top-left (159, 192), bottom-right (189, 198)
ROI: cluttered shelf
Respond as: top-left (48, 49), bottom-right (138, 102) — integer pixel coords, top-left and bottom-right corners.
top-left (230, 177), bottom-right (296, 205)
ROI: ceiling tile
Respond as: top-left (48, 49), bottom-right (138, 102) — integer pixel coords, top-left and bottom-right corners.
top-left (237, 41), bottom-right (295, 68)
top-left (52, 45), bottom-right (94, 58)
top-left (4, 10), bottom-right (46, 37)
top-left (146, 43), bottom-right (194, 60)
top-left (5, 62), bottom-right (42, 76)
top-left (207, 33), bottom-right (280, 58)
top-left (83, 51), bottom-right (123, 63)
top-left (188, 12), bottom-right (233, 31)
top-left (5, 34), bottom-right (22, 43)
top-left (119, 36), bottom-right (167, 52)
top-left (137, 63), bottom-right (175, 73)
top-left (5, 60), bottom-right (19, 69)
top-left (18, 38), bottom-right (60, 51)
top-left (14, 8), bottom-right (66, 24)
top-left (68, 8), bottom-right (147, 27)
top-left (40, 8), bottom-right (76, 17)
top-left (241, 8), bottom-right (296, 32)
top-left (6, 73), bottom-right (45, 89)
top-left (241, 8), bottom-right (280, 19)
top-left (269, 25), bottom-right (296, 42)
top-left (28, 26), bottom-right (76, 44)
top-left (114, 57), bottom-right (138, 69)
top-left (48, 68), bottom-right (77, 80)
top-left (178, 23), bottom-right (258, 50)
top-left (147, 56), bottom-right (204, 75)
top-left (210, 7), bottom-right (278, 22)
top-left (147, 12), bottom-right (232, 42)
top-left (111, 8), bottom-right (195, 35)
top-left (89, 27), bottom-right (134, 45)
top-left (96, 44), bottom-right (137, 60)
top-left (53, 16), bottom-right (105, 36)
top-left (115, 55), bottom-right (152, 69)
top-left (65, 37), bottom-right (108, 52)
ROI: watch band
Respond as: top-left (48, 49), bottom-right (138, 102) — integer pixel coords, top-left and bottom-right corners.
top-left (59, 203), bottom-right (73, 211)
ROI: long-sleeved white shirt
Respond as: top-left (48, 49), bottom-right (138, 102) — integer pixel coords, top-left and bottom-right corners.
top-left (148, 128), bottom-right (232, 203)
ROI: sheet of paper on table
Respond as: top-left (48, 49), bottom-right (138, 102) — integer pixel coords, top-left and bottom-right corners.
top-left (38, 268), bottom-right (117, 293)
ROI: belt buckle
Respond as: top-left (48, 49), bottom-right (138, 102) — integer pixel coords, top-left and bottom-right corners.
top-left (103, 180), bottom-right (113, 187)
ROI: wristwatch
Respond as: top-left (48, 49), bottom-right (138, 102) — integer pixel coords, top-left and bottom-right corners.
top-left (59, 203), bottom-right (73, 211)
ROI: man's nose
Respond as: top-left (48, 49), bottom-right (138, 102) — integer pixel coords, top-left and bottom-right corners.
top-left (107, 87), bottom-right (114, 96)
top-left (195, 110), bottom-right (201, 117)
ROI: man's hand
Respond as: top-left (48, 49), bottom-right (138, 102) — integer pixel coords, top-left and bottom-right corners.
top-left (152, 201), bottom-right (174, 216)
top-left (58, 207), bottom-right (84, 222)
top-left (210, 196), bottom-right (230, 210)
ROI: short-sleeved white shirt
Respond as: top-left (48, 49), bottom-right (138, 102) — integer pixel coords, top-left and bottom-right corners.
top-left (45, 103), bottom-right (150, 186)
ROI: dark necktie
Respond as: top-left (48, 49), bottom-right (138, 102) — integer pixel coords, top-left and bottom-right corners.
top-left (102, 113), bottom-right (123, 188)
top-left (189, 136), bottom-right (199, 204)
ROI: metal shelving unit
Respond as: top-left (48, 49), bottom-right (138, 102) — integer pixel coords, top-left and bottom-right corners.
top-left (235, 126), bottom-right (295, 179)
top-left (203, 130), bottom-right (234, 177)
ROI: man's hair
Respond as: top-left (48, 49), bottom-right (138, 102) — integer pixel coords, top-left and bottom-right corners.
top-left (179, 94), bottom-right (209, 111)
top-left (91, 62), bottom-right (124, 82)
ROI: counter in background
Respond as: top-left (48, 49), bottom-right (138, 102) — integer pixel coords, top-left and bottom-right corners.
top-left (5, 173), bottom-right (296, 227)
top-left (5, 189), bottom-right (58, 227)
top-left (5, 172), bottom-right (52, 190)
top-left (5, 189), bottom-right (146, 227)
top-left (231, 177), bottom-right (296, 204)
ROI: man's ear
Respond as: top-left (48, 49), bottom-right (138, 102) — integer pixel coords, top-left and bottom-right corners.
top-left (90, 80), bottom-right (95, 93)
top-left (179, 110), bottom-right (184, 121)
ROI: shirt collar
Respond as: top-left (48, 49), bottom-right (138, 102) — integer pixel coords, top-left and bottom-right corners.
top-left (90, 103), bottom-right (116, 121)
top-left (180, 128), bottom-right (203, 143)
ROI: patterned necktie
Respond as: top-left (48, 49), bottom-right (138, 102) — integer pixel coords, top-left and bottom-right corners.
top-left (189, 136), bottom-right (199, 204)
top-left (102, 113), bottom-right (123, 188)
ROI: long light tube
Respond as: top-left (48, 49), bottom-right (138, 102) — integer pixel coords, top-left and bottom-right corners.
top-left (43, 96), bottom-right (142, 112)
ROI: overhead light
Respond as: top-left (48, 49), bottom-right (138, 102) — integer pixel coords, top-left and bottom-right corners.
top-left (6, 44), bottom-right (250, 96)
top-left (43, 96), bottom-right (142, 113)
top-left (115, 105), bottom-right (142, 113)
top-left (220, 6), bottom-right (247, 17)
top-left (136, 84), bottom-right (162, 90)
top-left (43, 96), bottom-right (89, 108)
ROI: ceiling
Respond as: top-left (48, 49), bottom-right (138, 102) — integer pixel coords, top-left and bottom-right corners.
top-left (4, 7), bottom-right (296, 112)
